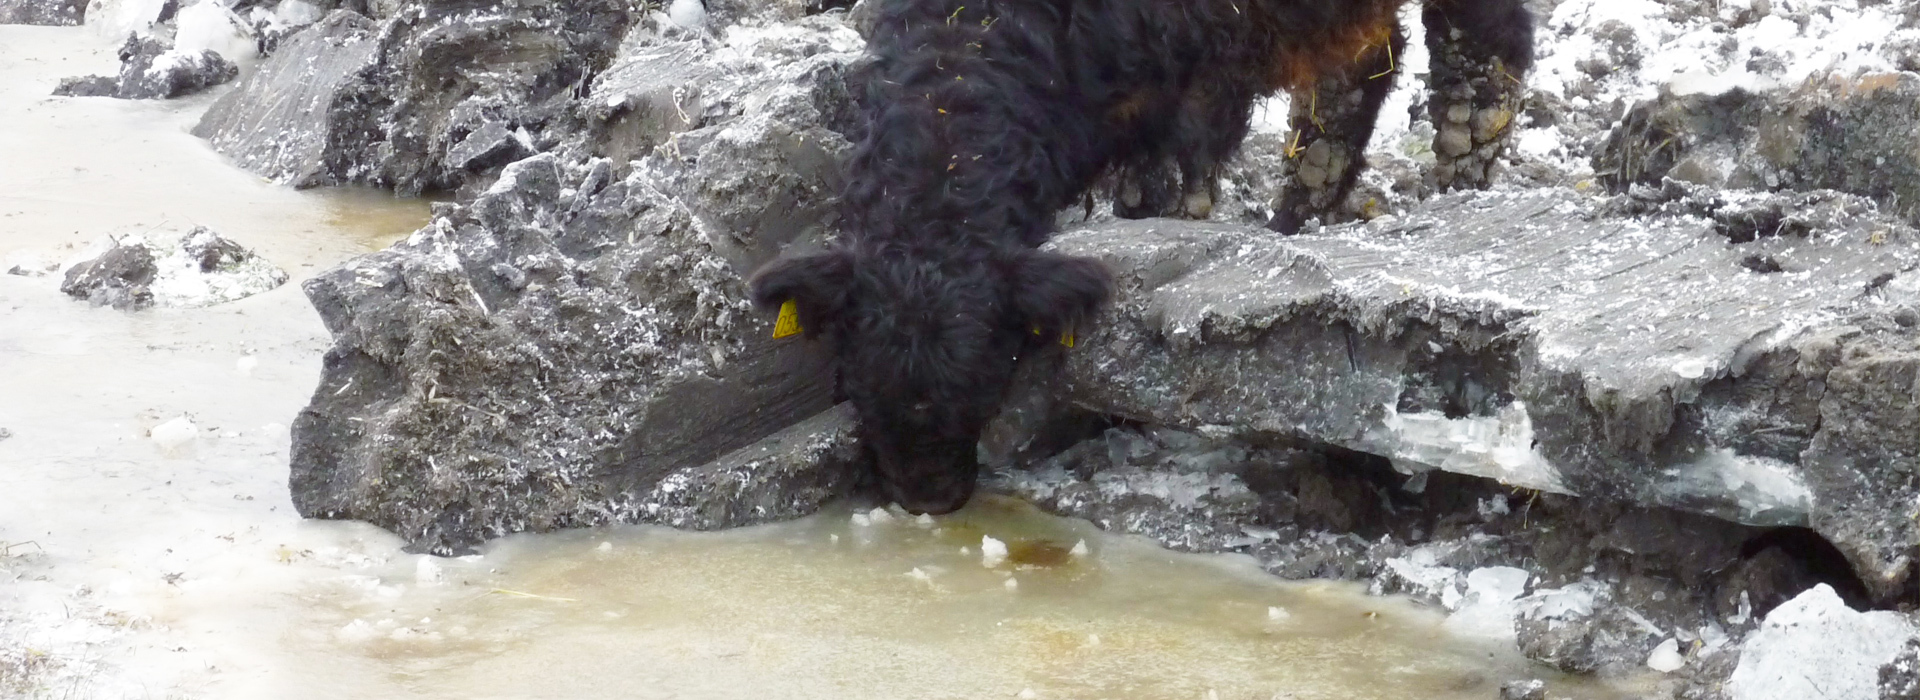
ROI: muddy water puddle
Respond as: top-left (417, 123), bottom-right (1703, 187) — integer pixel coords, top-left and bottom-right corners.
top-left (281, 497), bottom-right (1626, 700)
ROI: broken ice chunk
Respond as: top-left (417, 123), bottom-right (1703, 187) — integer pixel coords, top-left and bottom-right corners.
top-left (151, 415), bottom-right (199, 453)
top-left (1647, 638), bottom-right (1686, 673)
top-left (980, 535), bottom-right (1008, 568)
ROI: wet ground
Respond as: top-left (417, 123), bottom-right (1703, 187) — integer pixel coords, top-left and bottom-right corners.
top-left (1, 22), bottom-right (1632, 700)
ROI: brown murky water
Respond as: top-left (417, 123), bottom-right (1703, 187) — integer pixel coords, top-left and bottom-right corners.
top-left (279, 497), bottom-right (1631, 700)
top-left (0, 21), bottom-right (1636, 700)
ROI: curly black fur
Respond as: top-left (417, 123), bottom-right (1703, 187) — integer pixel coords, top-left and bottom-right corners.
top-left (752, 0), bottom-right (1533, 513)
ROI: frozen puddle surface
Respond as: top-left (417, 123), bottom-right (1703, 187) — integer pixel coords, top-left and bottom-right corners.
top-left (2, 21), bottom-right (1626, 700)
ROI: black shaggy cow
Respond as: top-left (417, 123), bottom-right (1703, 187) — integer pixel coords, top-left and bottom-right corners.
top-left (751, 0), bottom-right (1535, 514)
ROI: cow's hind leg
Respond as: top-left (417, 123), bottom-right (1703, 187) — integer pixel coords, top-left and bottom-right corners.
top-left (1167, 78), bottom-right (1260, 220)
top-left (1424, 0), bottom-right (1534, 192)
top-left (1267, 24), bottom-right (1406, 234)
top-left (1112, 77), bottom-right (1259, 221)
top-left (1113, 158), bottom-right (1181, 220)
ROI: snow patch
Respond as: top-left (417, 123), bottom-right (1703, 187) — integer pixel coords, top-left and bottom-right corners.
top-left (274, 0), bottom-right (324, 26)
top-left (1518, 580), bottom-right (1609, 622)
top-left (667, 0), bottom-right (706, 29)
top-left (1647, 638), bottom-right (1686, 673)
top-left (90, 0), bottom-right (172, 39)
top-left (174, 0), bottom-right (253, 62)
top-left (1727, 584), bottom-right (1916, 700)
top-left (1444, 567), bottom-right (1530, 642)
top-left (149, 415), bottom-right (199, 453)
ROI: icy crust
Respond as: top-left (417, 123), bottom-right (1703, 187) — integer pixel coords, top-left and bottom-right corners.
top-left (1045, 187), bottom-right (1920, 597)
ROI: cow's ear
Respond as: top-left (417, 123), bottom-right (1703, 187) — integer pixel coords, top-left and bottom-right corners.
top-left (748, 250), bottom-right (855, 337)
top-left (1009, 249), bottom-right (1111, 334)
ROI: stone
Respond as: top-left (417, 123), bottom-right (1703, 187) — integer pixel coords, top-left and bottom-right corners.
top-left (194, 10), bottom-right (384, 187)
top-left (0, 0), bottom-right (83, 25)
top-left (289, 153), bottom-right (843, 553)
top-left (445, 121), bottom-right (533, 173)
top-left (639, 402), bottom-right (861, 531)
top-left (52, 33), bottom-right (238, 100)
top-left (57, 227), bottom-right (289, 310)
top-left (1726, 585), bottom-right (1915, 700)
top-left (1597, 73), bottom-right (1920, 226)
top-left (1039, 188), bottom-right (1920, 600)
top-left (287, 16), bottom-right (869, 554)
top-left (60, 243), bottom-right (157, 310)
top-left (1499, 679), bottom-right (1546, 700)
top-left (196, 1), bottom-right (636, 194)
top-left (1884, 638), bottom-right (1920, 700)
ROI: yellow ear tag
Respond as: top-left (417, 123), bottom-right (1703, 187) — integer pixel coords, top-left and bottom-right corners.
top-left (1031, 325), bottom-right (1075, 348)
top-left (773, 299), bottom-right (803, 339)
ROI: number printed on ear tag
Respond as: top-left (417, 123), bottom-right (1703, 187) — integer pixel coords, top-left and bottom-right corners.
top-left (773, 299), bottom-right (803, 339)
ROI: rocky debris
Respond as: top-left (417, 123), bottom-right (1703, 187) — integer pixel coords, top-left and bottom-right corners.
top-left (1500, 679), bottom-right (1547, 700)
top-left (1030, 186), bottom-right (1920, 602)
top-left (58, 227), bottom-right (289, 310)
top-left (290, 154), bottom-right (827, 552)
top-left (235, 0), bottom-right (382, 55)
top-left (643, 402), bottom-right (861, 530)
top-left (287, 12), bottom-right (871, 553)
top-left (1726, 585), bottom-right (1915, 700)
top-left (192, 11), bottom-right (382, 188)
top-left (582, 15), bottom-right (863, 269)
top-left (1596, 73), bottom-right (1920, 226)
top-left (196, 0), bottom-right (636, 194)
top-left (1885, 639), bottom-right (1920, 700)
top-left (986, 418), bottom-right (1879, 686)
top-left (52, 33), bottom-right (238, 100)
top-left (60, 241), bottom-right (157, 310)
top-left (1507, 0), bottom-right (1920, 186)
top-left (5, 254), bottom-right (60, 277)
top-left (0, 0), bottom-right (82, 25)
